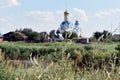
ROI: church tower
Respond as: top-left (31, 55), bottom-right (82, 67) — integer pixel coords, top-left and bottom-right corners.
top-left (59, 10), bottom-right (81, 37)
top-left (59, 10), bottom-right (72, 32)
top-left (64, 10), bottom-right (69, 21)
top-left (73, 20), bottom-right (81, 37)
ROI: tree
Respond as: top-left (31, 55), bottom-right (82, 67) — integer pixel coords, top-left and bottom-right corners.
top-left (62, 31), bottom-right (78, 39)
top-left (40, 32), bottom-right (48, 42)
top-left (56, 30), bottom-right (60, 34)
top-left (27, 32), bottom-right (40, 42)
top-left (16, 28), bottom-right (41, 42)
top-left (3, 32), bottom-right (24, 41)
top-left (69, 32), bottom-right (78, 39)
top-left (92, 30), bottom-right (112, 42)
top-left (62, 31), bottom-right (71, 39)
top-left (49, 30), bottom-right (55, 39)
top-left (102, 30), bottom-right (111, 40)
top-left (93, 31), bottom-right (103, 40)
top-left (16, 28), bottom-right (33, 36)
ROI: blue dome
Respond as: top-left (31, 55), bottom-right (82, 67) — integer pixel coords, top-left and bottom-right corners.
top-left (75, 20), bottom-right (79, 27)
top-left (60, 21), bottom-right (73, 31)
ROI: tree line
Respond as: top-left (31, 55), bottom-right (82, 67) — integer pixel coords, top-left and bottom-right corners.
top-left (3, 28), bottom-right (78, 42)
top-left (2, 28), bottom-right (120, 43)
top-left (90, 30), bottom-right (120, 42)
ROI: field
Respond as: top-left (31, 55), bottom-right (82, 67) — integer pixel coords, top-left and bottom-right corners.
top-left (0, 42), bottom-right (120, 80)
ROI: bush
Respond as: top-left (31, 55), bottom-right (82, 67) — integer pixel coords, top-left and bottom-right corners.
top-left (115, 45), bottom-right (120, 52)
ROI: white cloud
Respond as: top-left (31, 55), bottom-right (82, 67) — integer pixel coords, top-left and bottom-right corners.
top-left (25, 8), bottom-right (89, 24)
top-left (56, 10), bottom-right (63, 15)
top-left (73, 8), bottom-right (88, 22)
top-left (25, 11), bottom-right (55, 21)
top-left (0, 0), bottom-right (20, 8)
top-left (10, 0), bottom-right (19, 6)
top-left (0, 18), bottom-right (8, 23)
top-left (95, 8), bottom-right (120, 19)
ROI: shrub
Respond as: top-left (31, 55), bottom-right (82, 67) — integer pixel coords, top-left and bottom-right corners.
top-left (115, 45), bottom-right (120, 52)
top-left (84, 45), bottom-right (93, 51)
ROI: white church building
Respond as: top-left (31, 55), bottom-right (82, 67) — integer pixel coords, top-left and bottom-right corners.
top-left (58, 10), bottom-right (81, 37)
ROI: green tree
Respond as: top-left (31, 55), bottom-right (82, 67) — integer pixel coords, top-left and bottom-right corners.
top-left (16, 28), bottom-right (33, 36)
top-left (69, 32), bottom-right (78, 39)
top-left (40, 32), bottom-right (48, 42)
top-left (27, 32), bottom-right (40, 42)
top-left (102, 30), bottom-right (112, 40)
top-left (3, 32), bottom-right (24, 41)
top-left (16, 28), bottom-right (41, 42)
top-left (93, 30), bottom-right (112, 42)
top-left (62, 31), bottom-right (78, 39)
top-left (93, 31), bottom-right (103, 40)
top-left (49, 30), bottom-right (55, 39)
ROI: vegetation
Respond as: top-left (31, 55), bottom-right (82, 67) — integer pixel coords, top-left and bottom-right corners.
top-left (62, 31), bottom-right (78, 39)
top-left (90, 30), bottom-right (112, 42)
top-left (0, 42), bottom-right (120, 80)
top-left (39, 32), bottom-right (49, 42)
top-left (49, 30), bottom-right (56, 41)
top-left (112, 37), bottom-right (120, 42)
top-left (3, 32), bottom-right (25, 41)
top-left (115, 44), bottom-right (120, 52)
top-left (3, 28), bottom-right (81, 43)
top-left (0, 42), bottom-right (117, 59)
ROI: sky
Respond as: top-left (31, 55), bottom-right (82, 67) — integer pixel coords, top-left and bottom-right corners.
top-left (0, 0), bottom-right (120, 37)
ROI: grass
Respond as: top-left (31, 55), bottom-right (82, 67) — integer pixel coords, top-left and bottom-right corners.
top-left (0, 42), bottom-right (120, 80)
top-left (0, 41), bottom-right (118, 59)
top-left (0, 51), bottom-right (120, 80)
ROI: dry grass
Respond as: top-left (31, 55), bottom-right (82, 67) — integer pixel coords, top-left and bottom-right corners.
top-left (0, 51), bottom-right (120, 80)
top-left (0, 42), bottom-right (120, 80)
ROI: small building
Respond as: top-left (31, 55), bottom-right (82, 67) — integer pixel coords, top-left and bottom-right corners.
top-left (0, 35), bottom-right (4, 42)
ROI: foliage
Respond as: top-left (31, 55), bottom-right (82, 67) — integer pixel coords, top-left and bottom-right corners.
top-left (112, 37), bottom-right (120, 42)
top-left (49, 30), bottom-right (56, 40)
top-left (62, 31), bottom-right (78, 39)
top-left (93, 30), bottom-right (112, 42)
top-left (0, 42), bottom-right (118, 60)
top-left (16, 28), bottom-right (33, 36)
top-left (93, 31), bottom-right (103, 40)
top-left (16, 28), bottom-right (40, 42)
top-left (39, 32), bottom-right (49, 42)
top-left (69, 32), bottom-right (78, 39)
top-left (0, 47), bottom-right (119, 80)
top-left (3, 32), bottom-right (25, 41)
top-left (89, 37), bottom-right (97, 42)
top-left (102, 30), bottom-right (111, 39)
top-left (115, 44), bottom-right (120, 52)
top-left (0, 42), bottom-right (120, 79)
top-left (27, 32), bottom-right (40, 42)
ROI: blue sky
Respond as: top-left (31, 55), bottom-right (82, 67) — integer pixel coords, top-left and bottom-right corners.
top-left (0, 0), bottom-right (120, 37)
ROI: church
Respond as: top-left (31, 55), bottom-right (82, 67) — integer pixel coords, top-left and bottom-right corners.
top-left (58, 10), bottom-right (81, 37)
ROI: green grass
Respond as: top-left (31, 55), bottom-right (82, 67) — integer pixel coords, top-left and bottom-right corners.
top-left (0, 50), bottom-right (120, 80)
top-left (0, 42), bottom-right (120, 80)
top-left (0, 42), bottom-right (118, 59)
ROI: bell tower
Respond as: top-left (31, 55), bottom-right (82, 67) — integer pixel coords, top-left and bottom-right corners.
top-left (64, 10), bottom-right (69, 21)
